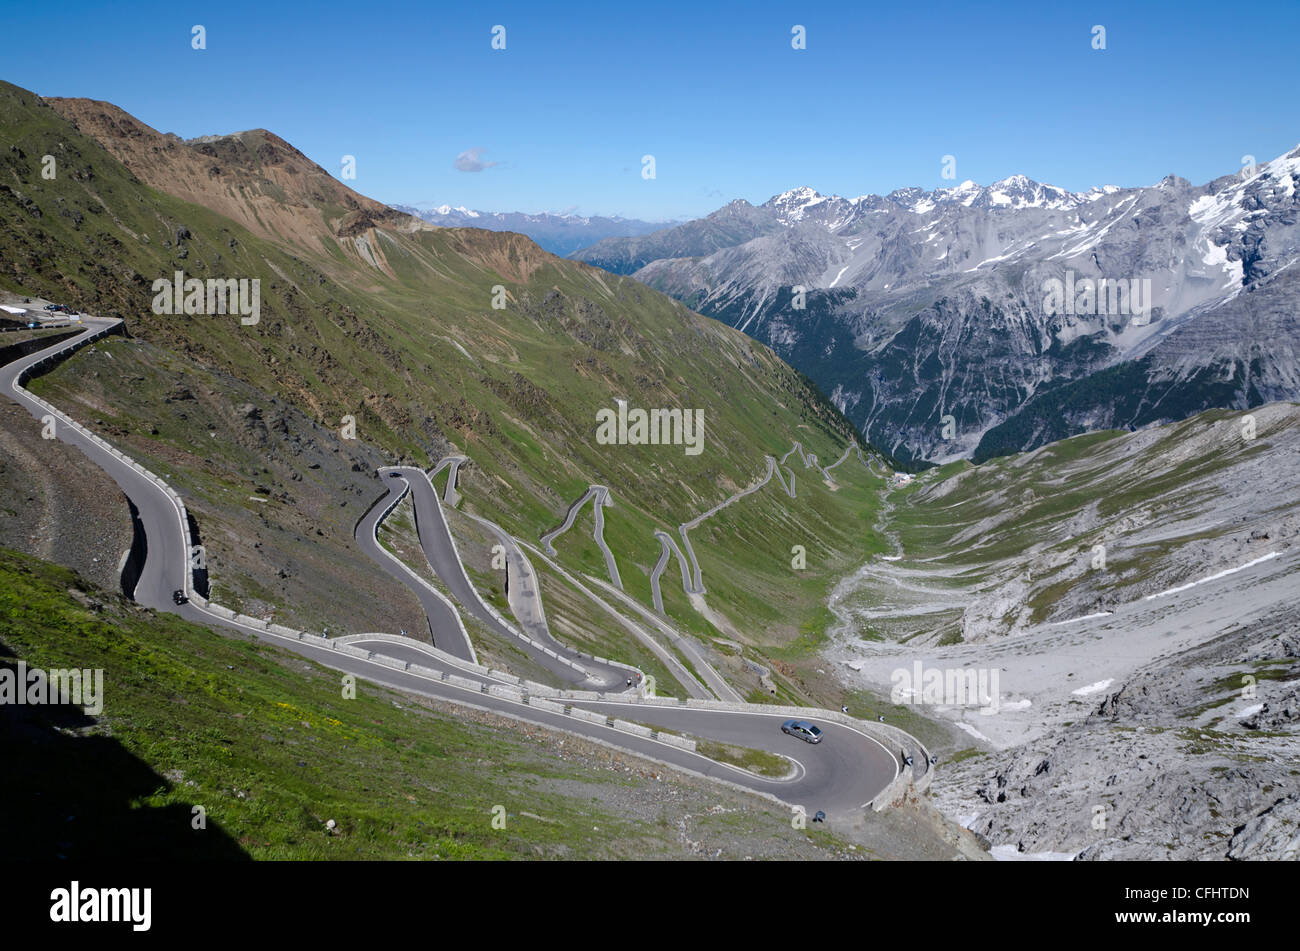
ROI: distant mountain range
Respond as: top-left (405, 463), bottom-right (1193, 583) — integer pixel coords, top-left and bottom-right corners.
top-left (574, 152), bottom-right (1300, 464)
top-left (390, 205), bottom-right (674, 256)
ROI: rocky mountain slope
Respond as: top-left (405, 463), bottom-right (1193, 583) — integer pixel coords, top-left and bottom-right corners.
top-left (574, 149), bottom-right (1300, 465)
top-left (46, 96), bottom-right (420, 273)
top-left (825, 401), bottom-right (1300, 859)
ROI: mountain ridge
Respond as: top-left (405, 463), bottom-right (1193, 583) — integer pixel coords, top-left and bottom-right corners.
top-left (574, 144), bottom-right (1300, 463)
top-left (392, 204), bottom-right (675, 257)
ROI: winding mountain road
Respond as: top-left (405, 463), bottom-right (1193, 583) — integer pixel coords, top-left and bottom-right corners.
top-left (354, 470), bottom-right (478, 662)
top-left (3, 316), bottom-right (912, 822)
top-left (651, 452), bottom-right (806, 605)
top-left (3, 317), bottom-right (185, 612)
top-left (366, 465), bottom-right (628, 690)
top-left (540, 484), bottom-right (623, 589)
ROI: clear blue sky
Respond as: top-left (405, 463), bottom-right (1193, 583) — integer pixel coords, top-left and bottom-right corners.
top-left (4, 0), bottom-right (1298, 220)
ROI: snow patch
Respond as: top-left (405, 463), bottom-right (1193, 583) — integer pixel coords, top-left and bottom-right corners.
top-left (1071, 679), bottom-right (1114, 696)
top-left (1144, 552), bottom-right (1280, 600)
top-left (955, 722), bottom-right (992, 742)
top-left (1052, 611), bottom-right (1114, 626)
top-left (990, 845), bottom-right (1079, 861)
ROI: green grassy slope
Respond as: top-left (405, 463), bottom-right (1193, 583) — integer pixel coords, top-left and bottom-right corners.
top-left (0, 546), bottom-right (805, 859)
top-left (1, 78), bottom-right (886, 666)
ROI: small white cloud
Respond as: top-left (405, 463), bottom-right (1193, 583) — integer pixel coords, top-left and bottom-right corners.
top-left (454, 148), bottom-right (499, 173)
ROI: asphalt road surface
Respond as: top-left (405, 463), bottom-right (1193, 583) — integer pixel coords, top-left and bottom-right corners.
top-left (369, 465), bottom-right (629, 690)
top-left (3, 317), bottom-right (186, 612)
top-left (354, 472), bottom-right (478, 662)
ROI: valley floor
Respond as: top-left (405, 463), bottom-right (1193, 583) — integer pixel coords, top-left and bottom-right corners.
top-left (822, 403), bottom-right (1300, 859)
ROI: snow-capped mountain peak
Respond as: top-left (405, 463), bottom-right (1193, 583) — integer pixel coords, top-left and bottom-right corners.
top-left (771, 185), bottom-right (820, 202)
top-left (931, 180), bottom-right (982, 209)
top-left (764, 186), bottom-right (833, 220)
top-left (763, 173), bottom-right (1092, 222)
top-left (572, 142), bottom-right (1300, 466)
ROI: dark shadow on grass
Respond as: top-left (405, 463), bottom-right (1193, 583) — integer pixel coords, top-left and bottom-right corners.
top-left (0, 647), bottom-right (250, 861)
